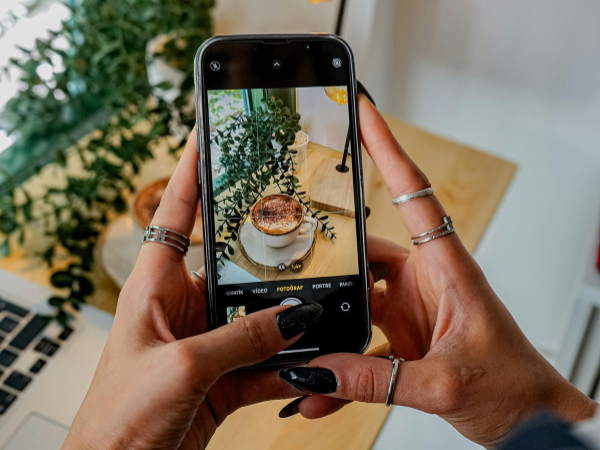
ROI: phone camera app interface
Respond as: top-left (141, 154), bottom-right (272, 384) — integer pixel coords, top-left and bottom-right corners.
top-left (208, 86), bottom-right (365, 356)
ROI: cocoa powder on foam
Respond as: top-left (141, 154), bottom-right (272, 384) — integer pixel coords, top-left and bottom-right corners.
top-left (252, 196), bottom-right (303, 234)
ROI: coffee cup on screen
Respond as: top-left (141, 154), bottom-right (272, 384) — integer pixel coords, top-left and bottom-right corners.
top-left (250, 194), bottom-right (317, 248)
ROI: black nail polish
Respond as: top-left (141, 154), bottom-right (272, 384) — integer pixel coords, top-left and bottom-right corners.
top-left (278, 395), bottom-right (309, 419)
top-left (276, 303), bottom-right (323, 340)
top-left (279, 367), bottom-right (337, 394)
top-left (369, 263), bottom-right (389, 283)
top-left (357, 80), bottom-right (376, 106)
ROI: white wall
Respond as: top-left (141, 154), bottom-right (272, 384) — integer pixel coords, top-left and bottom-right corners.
top-left (358, 4), bottom-right (600, 448)
top-left (297, 87), bottom-right (348, 150)
top-left (212, 0), bottom-right (337, 35)
top-left (360, 0), bottom-right (600, 357)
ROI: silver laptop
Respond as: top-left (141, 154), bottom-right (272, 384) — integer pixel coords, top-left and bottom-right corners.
top-left (0, 269), bottom-right (112, 449)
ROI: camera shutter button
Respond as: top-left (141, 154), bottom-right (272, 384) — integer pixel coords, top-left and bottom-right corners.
top-left (281, 298), bottom-right (302, 307)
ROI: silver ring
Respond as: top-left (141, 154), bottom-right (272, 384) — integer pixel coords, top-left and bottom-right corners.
top-left (143, 225), bottom-right (191, 255)
top-left (411, 215), bottom-right (456, 246)
top-left (386, 355), bottom-right (403, 407)
top-left (392, 187), bottom-right (434, 205)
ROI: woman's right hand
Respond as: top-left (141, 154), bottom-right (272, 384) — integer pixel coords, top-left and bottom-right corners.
top-left (278, 96), bottom-right (597, 448)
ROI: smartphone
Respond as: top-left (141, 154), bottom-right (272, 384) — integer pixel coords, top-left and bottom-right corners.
top-left (194, 34), bottom-right (371, 367)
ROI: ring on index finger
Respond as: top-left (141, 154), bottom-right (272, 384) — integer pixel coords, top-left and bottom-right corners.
top-left (143, 225), bottom-right (191, 254)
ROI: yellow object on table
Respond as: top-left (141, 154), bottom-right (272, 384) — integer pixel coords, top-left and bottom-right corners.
top-left (0, 114), bottom-right (516, 449)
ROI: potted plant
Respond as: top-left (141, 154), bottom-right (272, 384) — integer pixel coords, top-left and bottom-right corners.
top-left (211, 97), bottom-right (335, 265)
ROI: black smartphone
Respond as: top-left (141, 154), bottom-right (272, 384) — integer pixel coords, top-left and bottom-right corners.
top-left (194, 34), bottom-right (370, 367)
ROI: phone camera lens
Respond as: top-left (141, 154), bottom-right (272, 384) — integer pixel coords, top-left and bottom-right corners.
top-left (332, 58), bottom-right (342, 68)
top-left (272, 59), bottom-right (282, 70)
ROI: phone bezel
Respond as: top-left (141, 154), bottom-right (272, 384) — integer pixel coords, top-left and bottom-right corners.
top-left (194, 34), bottom-right (371, 367)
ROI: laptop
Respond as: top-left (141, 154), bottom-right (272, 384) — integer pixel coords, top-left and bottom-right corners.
top-left (0, 269), bottom-right (113, 449)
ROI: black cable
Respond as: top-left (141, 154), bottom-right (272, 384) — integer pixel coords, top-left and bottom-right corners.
top-left (334, 0), bottom-right (347, 36)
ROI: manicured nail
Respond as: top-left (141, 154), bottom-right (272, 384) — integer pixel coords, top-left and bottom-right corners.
top-left (276, 303), bottom-right (323, 340)
top-left (365, 206), bottom-right (371, 219)
top-left (278, 395), bottom-right (309, 419)
top-left (369, 263), bottom-right (389, 283)
top-left (357, 80), bottom-right (376, 106)
top-left (279, 367), bottom-right (337, 394)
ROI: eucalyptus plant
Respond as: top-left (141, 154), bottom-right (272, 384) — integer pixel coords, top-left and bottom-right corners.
top-left (213, 98), bottom-right (336, 265)
top-left (0, 0), bottom-right (214, 326)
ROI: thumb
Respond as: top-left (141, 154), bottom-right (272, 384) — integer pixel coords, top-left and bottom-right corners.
top-left (181, 303), bottom-right (323, 385)
top-left (279, 353), bottom-right (448, 414)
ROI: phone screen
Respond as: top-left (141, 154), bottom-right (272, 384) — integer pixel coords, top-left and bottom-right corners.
top-left (196, 36), bottom-right (370, 365)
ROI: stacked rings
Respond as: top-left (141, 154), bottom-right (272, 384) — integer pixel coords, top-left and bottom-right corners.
top-left (143, 225), bottom-right (191, 254)
top-left (411, 215), bottom-right (455, 246)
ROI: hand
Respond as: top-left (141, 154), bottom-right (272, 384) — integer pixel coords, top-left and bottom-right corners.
top-left (277, 97), bottom-right (598, 448)
top-left (62, 131), bottom-right (317, 450)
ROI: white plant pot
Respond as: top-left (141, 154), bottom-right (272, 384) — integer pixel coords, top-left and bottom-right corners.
top-left (146, 34), bottom-right (186, 103)
top-left (288, 131), bottom-right (309, 170)
top-left (271, 131), bottom-right (309, 172)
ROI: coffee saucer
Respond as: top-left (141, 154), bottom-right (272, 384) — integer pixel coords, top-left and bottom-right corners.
top-left (97, 215), bottom-right (204, 288)
top-left (238, 217), bottom-right (316, 270)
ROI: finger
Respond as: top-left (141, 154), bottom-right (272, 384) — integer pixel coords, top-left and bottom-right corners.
top-left (138, 129), bottom-right (200, 263)
top-left (182, 303), bottom-right (323, 385)
top-left (205, 369), bottom-right (304, 424)
top-left (291, 344), bottom-right (391, 420)
top-left (366, 235), bottom-right (408, 291)
top-left (295, 395), bottom-right (350, 420)
top-left (367, 235), bottom-right (408, 276)
top-left (359, 97), bottom-right (460, 249)
top-left (280, 353), bottom-right (443, 414)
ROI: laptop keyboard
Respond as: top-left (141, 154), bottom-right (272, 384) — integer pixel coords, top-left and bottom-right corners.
top-left (0, 297), bottom-right (72, 418)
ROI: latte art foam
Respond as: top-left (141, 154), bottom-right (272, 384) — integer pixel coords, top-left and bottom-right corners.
top-left (251, 195), bottom-right (303, 235)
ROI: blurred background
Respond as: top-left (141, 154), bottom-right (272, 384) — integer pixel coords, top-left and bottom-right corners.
top-left (0, 0), bottom-right (599, 449)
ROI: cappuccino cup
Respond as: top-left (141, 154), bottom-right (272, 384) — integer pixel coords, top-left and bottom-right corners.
top-left (250, 194), bottom-right (317, 248)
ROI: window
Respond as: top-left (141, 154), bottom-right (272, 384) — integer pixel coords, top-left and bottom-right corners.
top-left (0, 0), bottom-right (69, 154)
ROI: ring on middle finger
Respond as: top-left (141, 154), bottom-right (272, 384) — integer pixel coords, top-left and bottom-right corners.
top-left (411, 215), bottom-right (456, 246)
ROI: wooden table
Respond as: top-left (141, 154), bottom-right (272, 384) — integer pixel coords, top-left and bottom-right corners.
top-left (0, 114), bottom-right (516, 449)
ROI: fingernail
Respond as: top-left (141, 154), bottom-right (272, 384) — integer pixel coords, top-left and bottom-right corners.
top-left (278, 395), bottom-right (309, 418)
top-left (279, 367), bottom-right (337, 394)
top-left (365, 206), bottom-right (371, 219)
top-left (357, 80), bottom-right (377, 106)
top-left (276, 303), bottom-right (323, 340)
top-left (369, 263), bottom-right (389, 283)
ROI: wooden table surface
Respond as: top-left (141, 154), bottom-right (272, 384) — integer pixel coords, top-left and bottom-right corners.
top-left (0, 114), bottom-right (516, 449)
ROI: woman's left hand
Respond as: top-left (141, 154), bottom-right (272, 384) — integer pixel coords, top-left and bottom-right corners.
top-left (62, 131), bottom-right (315, 450)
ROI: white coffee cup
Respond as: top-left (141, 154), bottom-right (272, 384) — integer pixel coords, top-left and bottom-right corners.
top-left (250, 194), bottom-right (317, 248)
